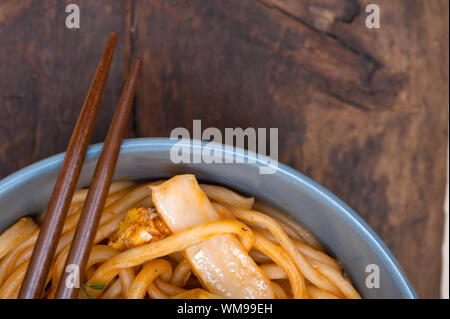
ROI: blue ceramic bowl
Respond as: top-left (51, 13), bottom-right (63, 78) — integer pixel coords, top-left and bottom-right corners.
top-left (0, 138), bottom-right (416, 298)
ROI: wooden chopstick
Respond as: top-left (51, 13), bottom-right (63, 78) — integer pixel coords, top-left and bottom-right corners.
top-left (19, 32), bottom-right (118, 299)
top-left (55, 59), bottom-right (142, 299)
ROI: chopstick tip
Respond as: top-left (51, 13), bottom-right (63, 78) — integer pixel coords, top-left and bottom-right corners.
top-left (109, 32), bottom-right (119, 41)
top-left (131, 59), bottom-right (143, 71)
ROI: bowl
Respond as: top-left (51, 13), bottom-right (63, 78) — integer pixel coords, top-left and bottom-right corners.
top-left (0, 138), bottom-right (417, 298)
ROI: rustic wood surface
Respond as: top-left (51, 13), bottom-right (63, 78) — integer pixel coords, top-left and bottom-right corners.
top-left (0, 0), bottom-right (448, 298)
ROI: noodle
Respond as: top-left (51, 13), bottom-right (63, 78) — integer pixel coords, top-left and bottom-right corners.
top-left (127, 259), bottom-right (172, 299)
top-left (35, 181), bottom-right (138, 224)
top-left (171, 259), bottom-right (191, 287)
top-left (253, 231), bottom-right (307, 299)
top-left (307, 285), bottom-right (339, 299)
top-left (0, 175), bottom-right (360, 299)
top-left (260, 263), bottom-right (288, 280)
top-left (200, 184), bottom-right (254, 209)
top-left (147, 282), bottom-right (169, 299)
top-left (119, 268), bottom-right (135, 297)
top-left (100, 278), bottom-right (122, 299)
top-left (155, 278), bottom-right (186, 295)
top-left (229, 207), bottom-right (350, 298)
top-left (0, 229), bottom-right (39, 287)
top-left (253, 200), bottom-right (322, 250)
top-left (254, 228), bottom-right (341, 271)
top-left (84, 219), bottom-right (254, 298)
top-left (0, 218), bottom-right (38, 260)
top-left (49, 245), bottom-right (119, 298)
top-left (271, 281), bottom-right (288, 299)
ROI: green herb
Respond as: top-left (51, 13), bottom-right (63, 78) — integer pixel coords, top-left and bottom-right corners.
top-left (81, 285), bottom-right (93, 299)
top-left (84, 284), bottom-right (106, 290)
top-left (81, 283), bottom-right (105, 299)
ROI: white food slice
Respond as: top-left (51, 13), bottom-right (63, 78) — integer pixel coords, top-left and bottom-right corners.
top-left (152, 174), bottom-right (274, 299)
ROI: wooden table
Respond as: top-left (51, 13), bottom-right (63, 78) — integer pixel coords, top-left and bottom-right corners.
top-left (0, 0), bottom-right (448, 298)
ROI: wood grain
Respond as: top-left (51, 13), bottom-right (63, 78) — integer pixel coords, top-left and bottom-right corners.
top-left (0, 0), bottom-right (448, 298)
top-left (0, 0), bottom-right (133, 177)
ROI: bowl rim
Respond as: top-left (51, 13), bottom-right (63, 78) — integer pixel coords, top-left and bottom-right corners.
top-left (0, 137), bottom-right (417, 298)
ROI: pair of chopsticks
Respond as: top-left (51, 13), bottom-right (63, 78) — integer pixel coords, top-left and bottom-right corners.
top-left (19, 32), bottom-right (142, 299)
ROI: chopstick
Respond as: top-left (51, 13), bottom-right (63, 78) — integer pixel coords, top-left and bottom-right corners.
top-left (19, 33), bottom-right (118, 299)
top-left (55, 59), bottom-right (142, 299)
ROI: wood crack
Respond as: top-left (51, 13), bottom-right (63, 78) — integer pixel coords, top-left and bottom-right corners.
top-left (253, 0), bottom-right (383, 80)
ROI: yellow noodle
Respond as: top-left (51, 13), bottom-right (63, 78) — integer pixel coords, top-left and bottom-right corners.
top-left (127, 259), bottom-right (172, 299)
top-left (253, 231), bottom-right (306, 299)
top-left (313, 262), bottom-right (360, 299)
top-left (0, 178), bottom-right (360, 300)
top-left (0, 260), bottom-right (28, 299)
top-left (0, 229), bottom-right (39, 287)
top-left (85, 220), bottom-right (254, 298)
top-left (171, 259), bottom-right (191, 287)
top-left (71, 181), bottom-right (137, 204)
top-left (230, 207), bottom-right (342, 297)
top-left (0, 218), bottom-right (37, 260)
top-left (5, 185), bottom-right (150, 290)
top-left (255, 227), bottom-right (341, 271)
top-left (155, 278), bottom-right (186, 296)
top-left (35, 181), bottom-right (138, 224)
top-left (100, 278), bottom-right (122, 299)
top-left (147, 282), bottom-right (169, 299)
top-left (200, 184), bottom-right (254, 209)
top-left (307, 285), bottom-right (339, 299)
top-left (62, 188), bottom-right (133, 234)
top-left (85, 266), bottom-right (97, 281)
top-left (253, 200), bottom-right (322, 250)
top-left (50, 245), bottom-right (119, 295)
top-left (119, 268), bottom-right (135, 297)
top-left (271, 281), bottom-right (288, 299)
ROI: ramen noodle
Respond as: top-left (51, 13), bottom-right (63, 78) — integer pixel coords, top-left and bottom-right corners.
top-left (0, 174), bottom-right (361, 299)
